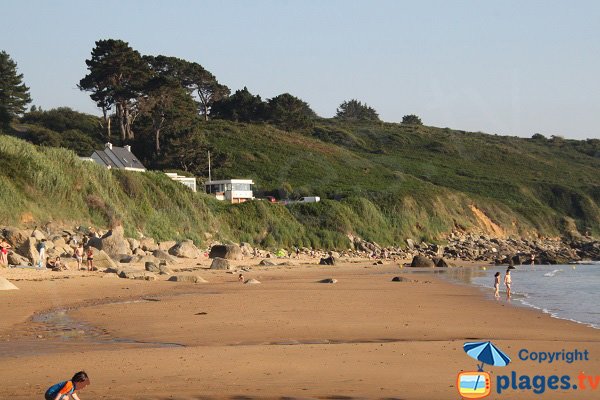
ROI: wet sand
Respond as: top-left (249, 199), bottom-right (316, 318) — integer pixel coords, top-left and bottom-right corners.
top-left (1, 258), bottom-right (599, 399)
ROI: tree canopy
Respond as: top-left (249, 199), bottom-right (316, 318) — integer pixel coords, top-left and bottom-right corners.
top-left (265, 93), bottom-right (316, 130)
top-left (401, 114), bottom-right (423, 125)
top-left (211, 87), bottom-right (266, 122)
top-left (335, 99), bottom-right (379, 121)
top-left (0, 51), bottom-right (31, 125)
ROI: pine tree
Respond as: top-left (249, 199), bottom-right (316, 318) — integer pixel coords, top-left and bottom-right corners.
top-left (0, 51), bottom-right (32, 125)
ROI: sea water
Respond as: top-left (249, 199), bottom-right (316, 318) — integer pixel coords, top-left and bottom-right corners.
top-left (445, 262), bottom-right (600, 329)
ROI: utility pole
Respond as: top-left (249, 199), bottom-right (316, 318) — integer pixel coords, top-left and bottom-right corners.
top-left (208, 151), bottom-right (212, 183)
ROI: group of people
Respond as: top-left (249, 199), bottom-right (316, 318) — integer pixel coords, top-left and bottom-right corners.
top-left (0, 233), bottom-right (96, 271)
top-left (40, 242), bottom-right (95, 271)
top-left (494, 269), bottom-right (512, 298)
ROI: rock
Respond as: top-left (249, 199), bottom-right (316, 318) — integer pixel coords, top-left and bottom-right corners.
top-left (100, 226), bottom-right (131, 258)
top-left (31, 229), bottom-right (46, 241)
top-left (0, 277), bottom-right (18, 290)
top-left (118, 255), bottom-right (134, 263)
top-left (240, 242), bottom-right (254, 256)
top-left (3, 227), bottom-right (30, 248)
top-left (159, 240), bottom-right (177, 252)
top-left (92, 250), bottom-right (117, 270)
top-left (133, 248), bottom-right (147, 256)
top-left (391, 276), bottom-right (415, 282)
top-left (139, 237), bottom-right (159, 252)
top-left (244, 278), bottom-right (261, 284)
top-left (137, 255), bottom-right (161, 266)
top-left (158, 264), bottom-right (173, 275)
top-left (118, 270), bottom-right (157, 281)
top-left (210, 257), bottom-right (231, 270)
top-left (152, 250), bottom-right (177, 264)
top-left (127, 238), bottom-right (140, 251)
top-left (86, 235), bottom-right (103, 251)
top-left (318, 278), bottom-right (337, 284)
top-left (7, 251), bottom-right (30, 266)
top-left (511, 254), bottom-right (521, 266)
top-left (258, 259), bottom-right (276, 266)
top-left (433, 257), bottom-right (449, 268)
top-left (168, 275), bottom-right (208, 283)
top-left (52, 237), bottom-right (67, 248)
top-left (145, 262), bottom-right (159, 273)
top-left (169, 240), bottom-right (201, 259)
top-left (329, 251), bottom-right (341, 259)
top-left (406, 238), bottom-right (416, 249)
top-left (319, 256), bottom-right (336, 265)
top-left (209, 244), bottom-right (243, 260)
top-left (409, 255), bottom-right (435, 268)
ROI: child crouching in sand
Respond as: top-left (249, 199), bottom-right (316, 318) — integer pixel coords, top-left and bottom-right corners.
top-left (45, 371), bottom-right (89, 400)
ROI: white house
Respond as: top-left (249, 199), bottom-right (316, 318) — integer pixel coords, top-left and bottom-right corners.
top-left (90, 143), bottom-right (146, 172)
top-left (165, 172), bottom-right (197, 192)
top-left (204, 179), bottom-right (254, 203)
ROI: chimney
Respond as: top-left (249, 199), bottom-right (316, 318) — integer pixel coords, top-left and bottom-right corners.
top-left (105, 142), bottom-right (113, 150)
top-left (124, 145), bottom-right (131, 152)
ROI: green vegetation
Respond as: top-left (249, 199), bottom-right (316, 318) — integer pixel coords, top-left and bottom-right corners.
top-left (0, 44), bottom-right (598, 248)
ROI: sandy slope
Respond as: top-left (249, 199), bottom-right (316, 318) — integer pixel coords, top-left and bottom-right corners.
top-left (0, 258), bottom-right (599, 399)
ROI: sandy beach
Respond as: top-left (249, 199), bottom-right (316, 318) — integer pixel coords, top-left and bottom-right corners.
top-left (1, 257), bottom-right (599, 399)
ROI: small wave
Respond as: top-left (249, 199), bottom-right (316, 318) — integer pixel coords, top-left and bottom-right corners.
top-left (543, 269), bottom-right (563, 277)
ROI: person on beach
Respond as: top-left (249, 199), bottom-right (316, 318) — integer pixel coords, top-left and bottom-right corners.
top-left (74, 243), bottom-right (83, 270)
top-left (494, 272), bottom-right (501, 298)
top-left (0, 240), bottom-right (10, 266)
top-left (530, 253), bottom-right (535, 265)
top-left (37, 241), bottom-right (46, 268)
top-left (86, 247), bottom-right (94, 271)
top-left (238, 273), bottom-right (244, 282)
top-left (504, 269), bottom-right (512, 298)
top-left (45, 370), bottom-right (90, 400)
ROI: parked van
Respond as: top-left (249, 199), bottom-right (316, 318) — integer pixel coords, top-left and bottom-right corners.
top-left (299, 196), bottom-right (320, 203)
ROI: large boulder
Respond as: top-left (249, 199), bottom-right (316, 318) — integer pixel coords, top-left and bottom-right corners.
top-left (169, 240), bottom-right (201, 259)
top-left (168, 275), bottom-right (208, 283)
top-left (139, 237), bottom-right (159, 252)
top-left (410, 255), bottom-right (435, 268)
top-left (32, 229), bottom-right (46, 241)
top-left (118, 270), bottom-right (157, 281)
top-left (240, 242), bottom-right (254, 257)
top-left (100, 226), bottom-right (131, 258)
top-left (3, 227), bottom-right (30, 249)
top-left (145, 261), bottom-right (160, 273)
top-left (319, 256), bottom-right (336, 265)
top-left (93, 250), bottom-right (117, 270)
top-left (127, 238), bottom-right (140, 251)
top-left (209, 244), bottom-right (243, 260)
top-left (7, 251), bottom-right (30, 266)
top-left (152, 250), bottom-right (177, 264)
top-left (20, 237), bottom-right (40, 263)
top-left (210, 257), bottom-right (231, 270)
top-left (433, 257), bottom-right (449, 268)
top-left (159, 240), bottom-right (177, 252)
top-left (258, 259), bottom-right (276, 266)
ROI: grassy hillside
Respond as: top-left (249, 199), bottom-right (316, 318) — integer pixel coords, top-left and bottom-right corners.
top-left (1, 116), bottom-right (599, 249)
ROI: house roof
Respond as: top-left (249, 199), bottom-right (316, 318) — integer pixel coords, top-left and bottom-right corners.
top-left (91, 144), bottom-right (146, 170)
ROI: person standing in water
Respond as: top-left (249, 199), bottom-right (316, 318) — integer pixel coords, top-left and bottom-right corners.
top-left (494, 272), bottom-right (501, 298)
top-left (504, 269), bottom-right (512, 298)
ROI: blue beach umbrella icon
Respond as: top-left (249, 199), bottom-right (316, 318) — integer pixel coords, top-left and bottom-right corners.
top-left (463, 341), bottom-right (511, 370)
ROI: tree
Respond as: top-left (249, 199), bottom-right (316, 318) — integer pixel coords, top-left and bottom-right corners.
top-left (0, 51), bottom-right (31, 125)
top-left (265, 93), bottom-right (316, 130)
top-left (211, 87), bottom-right (266, 122)
top-left (335, 99), bottom-right (379, 121)
top-left (137, 78), bottom-right (198, 154)
top-left (79, 39), bottom-right (151, 141)
top-left (402, 114), bottom-right (423, 125)
top-left (145, 55), bottom-right (229, 121)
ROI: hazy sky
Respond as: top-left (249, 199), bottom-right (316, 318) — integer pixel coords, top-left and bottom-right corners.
top-left (2, 0), bottom-right (599, 139)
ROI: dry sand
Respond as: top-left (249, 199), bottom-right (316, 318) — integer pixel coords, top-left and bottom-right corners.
top-left (0, 257), bottom-right (599, 399)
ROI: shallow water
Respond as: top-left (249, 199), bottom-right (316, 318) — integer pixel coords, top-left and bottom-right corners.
top-left (443, 264), bottom-right (600, 329)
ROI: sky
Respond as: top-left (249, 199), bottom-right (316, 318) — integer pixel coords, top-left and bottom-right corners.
top-left (2, 0), bottom-right (599, 140)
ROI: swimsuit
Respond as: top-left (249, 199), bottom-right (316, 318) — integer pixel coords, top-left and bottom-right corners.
top-left (45, 380), bottom-right (74, 400)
